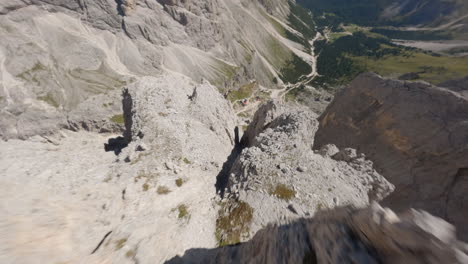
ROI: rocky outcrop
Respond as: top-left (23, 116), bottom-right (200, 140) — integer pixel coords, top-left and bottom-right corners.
top-left (119, 73), bottom-right (237, 164)
top-left (167, 203), bottom-right (468, 264)
top-left (217, 101), bottom-right (394, 244)
top-left (441, 76), bottom-right (468, 98)
top-left (314, 73), bottom-right (468, 241)
top-left (0, 73), bottom-right (238, 264)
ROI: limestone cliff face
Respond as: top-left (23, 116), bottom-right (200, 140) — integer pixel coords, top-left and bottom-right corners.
top-left (314, 73), bottom-right (468, 241)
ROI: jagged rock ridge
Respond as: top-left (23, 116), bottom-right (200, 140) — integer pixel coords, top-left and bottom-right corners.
top-left (215, 100), bottom-right (394, 245)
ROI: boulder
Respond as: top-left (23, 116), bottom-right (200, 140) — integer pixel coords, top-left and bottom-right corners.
top-left (167, 203), bottom-right (468, 264)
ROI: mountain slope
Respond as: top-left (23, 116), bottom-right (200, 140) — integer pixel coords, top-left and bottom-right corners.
top-left (298, 0), bottom-right (468, 29)
top-left (0, 0), bottom-right (318, 140)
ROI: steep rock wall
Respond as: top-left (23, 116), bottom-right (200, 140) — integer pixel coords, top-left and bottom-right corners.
top-left (314, 73), bottom-right (468, 241)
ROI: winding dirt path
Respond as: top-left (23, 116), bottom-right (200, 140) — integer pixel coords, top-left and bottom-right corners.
top-left (235, 31), bottom-right (322, 116)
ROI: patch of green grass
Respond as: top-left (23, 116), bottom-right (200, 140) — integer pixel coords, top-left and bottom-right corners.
top-left (227, 82), bottom-right (257, 102)
top-left (329, 32), bottom-right (349, 42)
top-left (157, 186), bottom-right (171, 195)
top-left (175, 178), bottom-right (184, 187)
top-left (262, 9), bottom-right (287, 38)
top-left (115, 238), bottom-right (127, 250)
top-left (263, 35), bottom-right (293, 70)
top-left (352, 52), bottom-right (468, 84)
top-left (177, 204), bottom-right (189, 219)
top-left (134, 171), bottom-right (158, 183)
top-left (262, 8), bottom-right (312, 52)
top-left (103, 176), bottom-right (112, 183)
top-left (370, 28), bottom-right (453, 41)
top-left (211, 60), bottom-right (239, 88)
top-left (16, 63), bottom-right (47, 85)
top-left (130, 152), bottom-right (152, 166)
top-left (68, 63), bottom-right (127, 92)
top-left (37, 93), bottom-right (59, 108)
top-left (270, 184), bottom-right (296, 201)
top-left (288, 1), bottom-right (317, 39)
top-left (285, 85), bottom-right (315, 103)
top-left (125, 249), bottom-right (136, 258)
top-left (110, 114), bottom-right (124, 124)
top-left (237, 112), bottom-right (249, 118)
top-left (316, 202), bottom-right (326, 211)
top-left (342, 24), bottom-right (364, 34)
top-left (183, 157), bottom-right (191, 164)
top-left (216, 201), bottom-right (253, 247)
top-left (280, 53), bottom-right (312, 84)
top-left (102, 102), bottom-right (114, 108)
top-left (31, 63), bottom-right (46, 72)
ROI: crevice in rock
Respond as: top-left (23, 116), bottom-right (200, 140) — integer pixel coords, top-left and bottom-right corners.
top-left (122, 88), bottom-right (133, 142)
top-left (91, 231), bottom-right (112, 254)
top-left (302, 222), bottom-right (317, 264)
top-left (121, 18), bottom-right (132, 39)
top-left (115, 0), bottom-right (125, 16)
top-left (215, 126), bottom-right (243, 197)
top-left (104, 88), bottom-right (133, 154)
top-left (444, 168), bottom-right (468, 219)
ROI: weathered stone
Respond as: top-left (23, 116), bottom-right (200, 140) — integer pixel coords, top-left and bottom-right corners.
top-left (167, 203), bottom-right (468, 264)
top-left (221, 101), bottom-right (394, 241)
top-left (314, 73), bottom-right (468, 241)
top-left (318, 144), bottom-right (339, 157)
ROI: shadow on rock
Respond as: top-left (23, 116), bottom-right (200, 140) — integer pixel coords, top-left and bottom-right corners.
top-left (164, 204), bottom-right (468, 264)
top-left (104, 136), bottom-right (128, 155)
top-left (215, 127), bottom-right (243, 197)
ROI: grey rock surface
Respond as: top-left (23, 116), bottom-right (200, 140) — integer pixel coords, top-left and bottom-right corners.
top-left (167, 203), bottom-right (468, 264)
top-left (219, 100), bottom-right (394, 242)
top-left (441, 76), bottom-right (468, 98)
top-left (0, 73), bottom-right (238, 264)
top-left (314, 73), bottom-right (468, 241)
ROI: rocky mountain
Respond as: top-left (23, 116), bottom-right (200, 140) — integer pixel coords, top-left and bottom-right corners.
top-left (0, 0), bottom-right (316, 140)
top-left (215, 100), bottom-right (393, 245)
top-left (1, 0), bottom-right (468, 263)
top-left (314, 73), bottom-right (468, 241)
